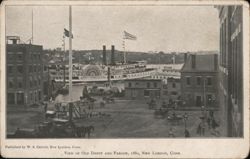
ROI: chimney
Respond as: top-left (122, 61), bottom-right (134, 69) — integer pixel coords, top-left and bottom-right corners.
top-left (191, 54), bottom-right (196, 69)
top-left (111, 45), bottom-right (115, 65)
top-left (214, 54), bottom-right (218, 71)
top-left (12, 39), bottom-right (17, 44)
top-left (103, 45), bottom-right (107, 65)
top-left (184, 53), bottom-right (188, 63)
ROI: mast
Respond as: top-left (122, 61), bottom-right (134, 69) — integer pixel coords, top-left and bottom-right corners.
top-left (62, 35), bottom-right (66, 85)
top-left (123, 39), bottom-right (126, 64)
top-left (69, 6), bottom-right (73, 101)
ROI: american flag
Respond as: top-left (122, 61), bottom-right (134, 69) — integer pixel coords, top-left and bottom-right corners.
top-left (123, 31), bottom-right (137, 40)
top-left (64, 28), bottom-right (73, 38)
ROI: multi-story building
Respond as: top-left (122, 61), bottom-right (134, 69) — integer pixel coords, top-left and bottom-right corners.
top-left (217, 6), bottom-right (243, 137)
top-left (124, 79), bottom-right (162, 99)
top-left (180, 54), bottom-right (218, 108)
top-left (162, 77), bottom-right (181, 104)
top-left (6, 37), bottom-right (44, 106)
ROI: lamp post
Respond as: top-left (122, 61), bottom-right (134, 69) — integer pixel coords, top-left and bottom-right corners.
top-left (183, 112), bottom-right (189, 137)
top-left (183, 112), bottom-right (188, 130)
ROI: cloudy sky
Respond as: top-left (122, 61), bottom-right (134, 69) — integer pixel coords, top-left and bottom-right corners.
top-left (6, 5), bottom-right (219, 52)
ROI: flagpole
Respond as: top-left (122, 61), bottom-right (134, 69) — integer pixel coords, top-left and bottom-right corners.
top-left (69, 5), bottom-right (73, 102)
top-left (32, 9), bottom-right (33, 44)
top-left (123, 39), bottom-right (126, 64)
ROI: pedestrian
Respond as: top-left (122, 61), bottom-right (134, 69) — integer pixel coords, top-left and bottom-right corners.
top-left (185, 129), bottom-right (190, 137)
top-left (168, 128), bottom-right (175, 137)
top-left (211, 119), bottom-right (220, 136)
top-left (196, 123), bottom-right (201, 136)
top-left (200, 121), bottom-right (206, 136)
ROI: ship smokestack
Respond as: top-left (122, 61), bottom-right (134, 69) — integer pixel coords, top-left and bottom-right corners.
top-left (103, 45), bottom-right (107, 65)
top-left (111, 45), bottom-right (115, 65)
top-left (184, 53), bottom-right (188, 63)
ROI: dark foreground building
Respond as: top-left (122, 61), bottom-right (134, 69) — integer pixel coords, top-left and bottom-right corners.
top-left (6, 37), bottom-right (44, 107)
top-left (180, 54), bottom-right (218, 108)
top-left (217, 6), bottom-right (243, 137)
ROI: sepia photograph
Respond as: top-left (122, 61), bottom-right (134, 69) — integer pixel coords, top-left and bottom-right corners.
top-left (0, 0), bottom-right (249, 158)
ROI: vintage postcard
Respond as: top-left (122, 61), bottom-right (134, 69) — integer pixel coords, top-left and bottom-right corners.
top-left (0, 0), bottom-right (249, 158)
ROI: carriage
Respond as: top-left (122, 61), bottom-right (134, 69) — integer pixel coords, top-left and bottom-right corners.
top-left (154, 108), bottom-right (169, 118)
top-left (167, 113), bottom-right (183, 125)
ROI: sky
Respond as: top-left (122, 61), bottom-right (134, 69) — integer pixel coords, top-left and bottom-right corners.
top-left (6, 5), bottom-right (219, 52)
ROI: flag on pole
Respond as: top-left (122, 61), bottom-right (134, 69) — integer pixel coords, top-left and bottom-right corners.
top-left (123, 31), bottom-right (137, 40)
top-left (64, 28), bottom-right (73, 38)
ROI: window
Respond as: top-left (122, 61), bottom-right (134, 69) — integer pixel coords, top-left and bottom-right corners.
top-left (8, 65), bottom-right (13, 73)
top-left (7, 53), bottom-right (14, 61)
top-left (8, 81), bottom-right (14, 88)
top-left (196, 77), bottom-right (201, 85)
top-left (163, 85), bottom-right (168, 89)
top-left (186, 77), bottom-right (191, 85)
top-left (7, 93), bottom-right (15, 104)
top-left (171, 91), bottom-right (177, 95)
top-left (34, 65), bottom-right (36, 72)
top-left (147, 82), bottom-right (150, 88)
top-left (18, 79), bottom-right (23, 88)
top-left (144, 90), bottom-right (150, 97)
top-left (172, 83), bottom-right (176, 88)
top-left (207, 77), bottom-right (212, 86)
top-left (30, 79), bottom-right (33, 88)
top-left (17, 65), bottom-right (23, 73)
top-left (29, 65), bottom-right (33, 73)
top-left (128, 82), bottom-right (132, 88)
top-left (154, 82), bottom-right (157, 88)
top-left (30, 92), bottom-right (33, 101)
top-left (38, 91), bottom-right (41, 100)
top-left (17, 52), bottom-right (23, 61)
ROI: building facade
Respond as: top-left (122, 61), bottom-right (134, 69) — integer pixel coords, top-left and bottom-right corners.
top-left (162, 77), bottom-right (181, 104)
top-left (124, 79), bottom-right (162, 99)
top-left (217, 6), bottom-right (243, 137)
top-left (180, 54), bottom-right (218, 108)
top-left (7, 39), bottom-right (44, 106)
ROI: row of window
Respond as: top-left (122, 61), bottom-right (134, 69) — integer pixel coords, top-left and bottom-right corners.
top-left (185, 76), bottom-right (212, 86)
top-left (128, 82), bottom-right (159, 88)
top-left (143, 90), bottom-right (160, 97)
top-left (8, 78), bottom-right (42, 89)
top-left (163, 91), bottom-right (178, 96)
top-left (8, 65), bottom-right (43, 74)
top-left (8, 52), bottom-right (41, 62)
top-left (29, 65), bottom-right (43, 73)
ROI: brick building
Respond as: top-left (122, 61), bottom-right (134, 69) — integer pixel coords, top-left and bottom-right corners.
top-left (180, 54), bottom-right (218, 108)
top-left (6, 38), bottom-right (44, 106)
top-left (217, 6), bottom-right (243, 137)
top-left (162, 77), bottom-right (181, 104)
top-left (124, 79), bottom-right (162, 99)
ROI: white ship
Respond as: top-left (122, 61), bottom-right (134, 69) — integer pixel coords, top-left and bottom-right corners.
top-left (53, 61), bottom-right (157, 83)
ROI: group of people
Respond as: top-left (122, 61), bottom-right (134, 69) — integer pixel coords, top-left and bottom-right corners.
top-left (196, 110), bottom-right (220, 137)
top-left (167, 109), bottom-right (220, 138)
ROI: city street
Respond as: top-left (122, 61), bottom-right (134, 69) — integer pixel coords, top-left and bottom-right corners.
top-left (7, 98), bottom-right (225, 138)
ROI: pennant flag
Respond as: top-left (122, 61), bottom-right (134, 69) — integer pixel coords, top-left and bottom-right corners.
top-left (123, 31), bottom-right (137, 40)
top-left (64, 28), bottom-right (73, 38)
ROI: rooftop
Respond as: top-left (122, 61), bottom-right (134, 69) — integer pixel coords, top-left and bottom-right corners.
top-left (181, 54), bottom-right (218, 72)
